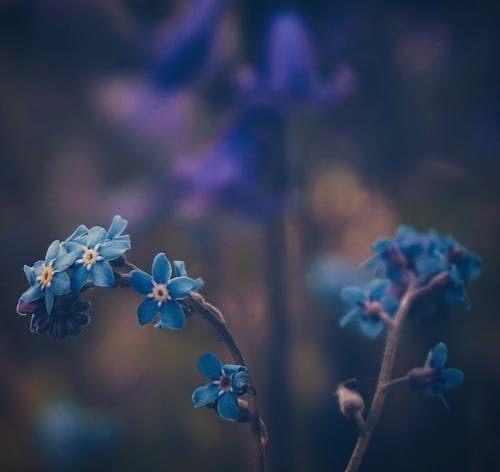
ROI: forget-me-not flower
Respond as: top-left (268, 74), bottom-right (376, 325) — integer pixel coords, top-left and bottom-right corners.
top-left (129, 253), bottom-right (202, 328)
top-left (192, 353), bottom-right (249, 421)
top-left (67, 216), bottom-right (131, 293)
top-left (17, 240), bottom-right (77, 315)
top-left (340, 279), bottom-right (399, 337)
top-left (408, 342), bottom-right (463, 408)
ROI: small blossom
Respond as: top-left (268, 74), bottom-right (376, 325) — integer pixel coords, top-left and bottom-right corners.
top-left (67, 216), bottom-right (131, 294)
top-left (17, 293), bottom-right (91, 341)
top-left (363, 225), bottom-right (425, 281)
top-left (192, 353), bottom-right (249, 421)
top-left (408, 342), bottom-right (464, 408)
top-left (17, 240), bottom-right (77, 314)
top-left (129, 253), bottom-right (202, 329)
top-left (340, 279), bottom-right (398, 337)
top-left (336, 383), bottom-right (365, 418)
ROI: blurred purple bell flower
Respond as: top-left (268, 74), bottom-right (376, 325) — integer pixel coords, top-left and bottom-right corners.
top-left (173, 105), bottom-right (288, 219)
top-left (150, 0), bottom-right (227, 90)
top-left (242, 12), bottom-right (357, 111)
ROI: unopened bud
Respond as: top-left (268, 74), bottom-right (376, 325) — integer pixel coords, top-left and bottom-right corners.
top-left (336, 384), bottom-right (365, 418)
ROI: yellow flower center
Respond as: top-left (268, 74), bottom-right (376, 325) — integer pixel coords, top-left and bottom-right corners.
top-left (151, 282), bottom-right (170, 305)
top-left (39, 266), bottom-right (54, 288)
top-left (82, 249), bottom-right (99, 266)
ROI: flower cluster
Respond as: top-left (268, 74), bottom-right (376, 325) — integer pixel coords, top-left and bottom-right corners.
top-left (362, 225), bottom-right (482, 308)
top-left (17, 215), bottom-right (130, 340)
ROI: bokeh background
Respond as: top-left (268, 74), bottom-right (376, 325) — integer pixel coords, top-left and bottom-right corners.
top-left (1, 0), bottom-right (499, 471)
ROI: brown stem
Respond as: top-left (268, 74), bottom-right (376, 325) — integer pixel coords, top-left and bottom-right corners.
top-left (186, 292), bottom-right (266, 472)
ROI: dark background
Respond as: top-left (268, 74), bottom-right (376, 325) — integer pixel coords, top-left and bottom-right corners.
top-left (1, 0), bottom-right (499, 471)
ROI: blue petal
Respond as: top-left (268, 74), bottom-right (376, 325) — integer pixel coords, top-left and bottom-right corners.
top-left (152, 253), bottom-right (171, 284)
top-left (381, 297), bottom-right (399, 316)
top-left (371, 239), bottom-right (393, 253)
top-left (45, 240), bottom-right (61, 263)
top-left (32, 260), bottom-right (45, 277)
top-left (369, 279), bottom-right (391, 300)
top-left (441, 368), bottom-right (464, 389)
top-left (50, 271), bottom-right (70, 296)
top-left (45, 290), bottom-right (54, 315)
top-left (192, 278), bottom-right (204, 291)
top-left (173, 261), bottom-right (187, 277)
top-left (87, 226), bottom-right (107, 248)
top-left (167, 276), bottom-right (197, 299)
top-left (222, 364), bottom-right (247, 376)
top-left (341, 286), bottom-right (366, 305)
top-left (106, 215), bottom-right (128, 240)
top-left (129, 270), bottom-right (153, 295)
top-left (71, 263), bottom-right (89, 293)
top-left (99, 241), bottom-right (129, 260)
top-left (52, 250), bottom-right (78, 272)
top-left (192, 383), bottom-right (220, 407)
top-left (23, 264), bottom-right (37, 285)
top-left (339, 308), bottom-right (363, 328)
top-left (197, 353), bottom-right (223, 381)
top-left (137, 298), bottom-right (158, 325)
top-left (232, 371), bottom-right (249, 394)
top-left (19, 283), bottom-right (43, 302)
top-left (217, 391), bottom-right (239, 420)
top-left (65, 224), bottom-right (88, 244)
top-left (362, 253), bottom-right (382, 269)
top-left (430, 342), bottom-right (447, 370)
top-left (360, 319), bottom-right (383, 338)
top-left (159, 300), bottom-right (185, 329)
top-left (65, 242), bottom-right (85, 257)
top-left (90, 261), bottom-right (115, 287)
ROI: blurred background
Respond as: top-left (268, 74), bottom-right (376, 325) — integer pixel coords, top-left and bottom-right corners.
top-left (1, 0), bottom-right (499, 470)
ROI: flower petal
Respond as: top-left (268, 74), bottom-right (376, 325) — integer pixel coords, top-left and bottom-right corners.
top-left (52, 250), bottom-right (78, 271)
top-left (45, 290), bottom-right (54, 315)
top-left (339, 308), bottom-right (363, 328)
top-left (232, 371), bottom-right (249, 394)
top-left (167, 276), bottom-right (198, 299)
top-left (369, 279), bottom-right (391, 300)
top-left (341, 286), bottom-right (366, 305)
top-left (192, 383), bottom-right (220, 407)
top-left (381, 297), bottom-right (399, 316)
top-left (71, 264), bottom-right (89, 293)
top-left (217, 391), bottom-right (239, 420)
top-left (106, 215), bottom-right (128, 240)
top-left (441, 368), bottom-right (464, 389)
top-left (222, 364), bottom-right (247, 376)
top-left (19, 283), bottom-right (43, 303)
top-left (50, 271), bottom-right (70, 295)
top-left (371, 239), bottom-right (393, 253)
top-left (197, 353), bottom-right (223, 381)
top-left (430, 342), bottom-right (448, 370)
top-left (23, 264), bottom-right (37, 285)
top-left (360, 319), bottom-right (383, 338)
top-left (99, 240), bottom-right (129, 260)
top-left (159, 300), bottom-right (185, 329)
top-left (90, 261), bottom-right (115, 287)
top-left (129, 270), bottom-right (153, 295)
top-left (152, 253), bottom-right (171, 284)
top-left (87, 226), bottom-right (107, 248)
top-left (45, 240), bottom-right (61, 263)
top-left (173, 260), bottom-right (187, 277)
top-left (65, 224), bottom-right (88, 244)
top-left (137, 298), bottom-right (158, 325)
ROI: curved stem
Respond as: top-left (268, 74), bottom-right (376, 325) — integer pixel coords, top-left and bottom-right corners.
top-left (186, 292), bottom-right (266, 472)
top-left (345, 271), bottom-right (449, 471)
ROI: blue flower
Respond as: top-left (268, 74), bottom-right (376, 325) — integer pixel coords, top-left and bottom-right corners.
top-left (364, 225), bottom-right (426, 281)
top-left (408, 342), bottom-right (464, 409)
top-left (192, 353), bottom-right (249, 421)
top-left (129, 253), bottom-right (202, 328)
top-left (67, 217), bottom-right (131, 293)
top-left (17, 240), bottom-right (77, 314)
top-left (340, 279), bottom-right (399, 337)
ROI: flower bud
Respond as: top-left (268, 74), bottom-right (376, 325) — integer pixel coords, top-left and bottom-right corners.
top-left (336, 384), bottom-right (365, 418)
